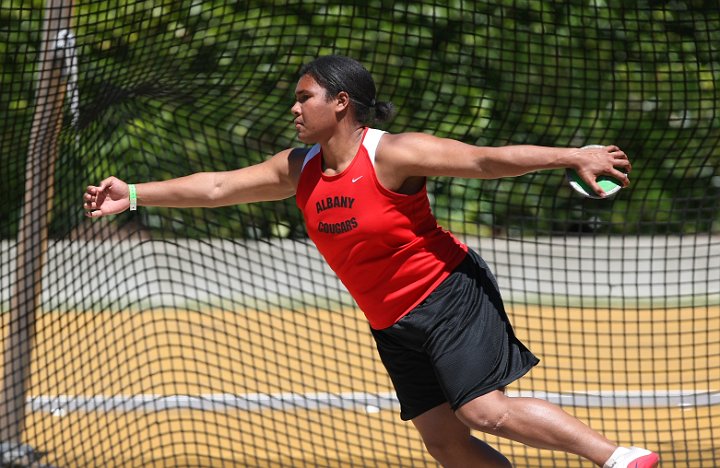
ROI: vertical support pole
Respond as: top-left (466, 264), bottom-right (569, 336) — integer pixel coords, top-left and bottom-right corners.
top-left (0, 0), bottom-right (74, 450)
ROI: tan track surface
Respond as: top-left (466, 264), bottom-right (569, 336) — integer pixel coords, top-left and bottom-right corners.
top-left (2, 305), bottom-right (716, 466)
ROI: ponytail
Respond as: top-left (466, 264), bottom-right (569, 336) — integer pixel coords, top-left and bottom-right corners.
top-left (373, 100), bottom-right (396, 124)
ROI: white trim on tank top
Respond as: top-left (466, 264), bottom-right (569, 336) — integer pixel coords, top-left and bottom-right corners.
top-left (299, 128), bottom-right (386, 173)
top-left (363, 128), bottom-right (386, 164)
top-left (300, 144), bottom-right (321, 172)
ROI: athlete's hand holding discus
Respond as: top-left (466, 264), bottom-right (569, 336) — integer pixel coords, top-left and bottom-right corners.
top-left (566, 144), bottom-right (632, 198)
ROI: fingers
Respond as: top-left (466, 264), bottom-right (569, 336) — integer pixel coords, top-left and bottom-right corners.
top-left (604, 147), bottom-right (632, 187)
top-left (85, 209), bottom-right (104, 218)
top-left (98, 176), bottom-right (117, 192)
top-left (83, 182), bottom-right (107, 218)
top-left (83, 196), bottom-right (109, 218)
top-left (83, 197), bottom-right (96, 210)
top-left (84, 177), bottom-right (117, 199)
top-left (588, 179), bottom-right (606, 198)
top-left (602, 147), bottom-right (633, 195)
top-left (83, 192), bottom-right (100, 217)
top-left (614, 169), bottom-right (631, 188)
top-left (83, 190), bottom-right (96, 202)
top-left (594, 146), bottom-right (632, 188)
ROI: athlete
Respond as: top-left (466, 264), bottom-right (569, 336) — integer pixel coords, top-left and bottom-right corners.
top-left (84, 55), bottom-right (659, 468)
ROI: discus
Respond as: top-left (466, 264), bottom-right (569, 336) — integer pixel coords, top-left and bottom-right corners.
top-left (566, 145), bottom-right (625, 199)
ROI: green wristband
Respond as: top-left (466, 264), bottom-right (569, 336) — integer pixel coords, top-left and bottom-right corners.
top-left (128, 184), bottom-right (137, 211)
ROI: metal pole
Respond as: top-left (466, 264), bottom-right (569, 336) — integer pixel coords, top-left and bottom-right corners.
top-left (0, 0), bottom-right (74, 461)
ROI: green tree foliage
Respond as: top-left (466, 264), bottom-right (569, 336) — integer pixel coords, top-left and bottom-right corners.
top-left (1, 0), bottom-right (718, 238)
top-left (0, 0), bottom-right (43, 237)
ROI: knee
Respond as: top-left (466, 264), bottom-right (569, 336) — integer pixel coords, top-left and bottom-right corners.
top-left (462, 409), bottom-right (511, 435)
top-left (422, 438), bottom-right (454, 465)
top-left (420, 429), bottom-right (460, 462)
top-left (456, 399), bottom-right (511, 435)
top-left (421, 436), bottom-right (466, 467)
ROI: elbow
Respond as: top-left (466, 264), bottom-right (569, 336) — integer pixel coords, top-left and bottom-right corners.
top-left (468, 150), bottom-right (500, 179)
top-left (204, 173), bottom-right (227, 207)
top-left (471, 157), bottom-right (496, 179)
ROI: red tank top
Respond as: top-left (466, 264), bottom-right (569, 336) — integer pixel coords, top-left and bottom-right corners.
top-left (295, 128), bottom-right (468, 329)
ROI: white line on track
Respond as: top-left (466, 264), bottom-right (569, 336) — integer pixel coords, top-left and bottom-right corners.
top-left (29, 390), bottom-right (720, 415)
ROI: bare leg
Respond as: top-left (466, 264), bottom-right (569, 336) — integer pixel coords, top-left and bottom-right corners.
top-left (412, 403), bottom-right (512, 467)
top-left (455, 390), bottom-right (617, 466)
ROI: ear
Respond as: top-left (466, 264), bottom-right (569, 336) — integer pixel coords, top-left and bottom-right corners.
top-left (335, 91), bottom-right (351, 113)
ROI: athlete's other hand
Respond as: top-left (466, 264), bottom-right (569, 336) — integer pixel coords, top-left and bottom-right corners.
top-left (84, 176), bottom-right (130, 218)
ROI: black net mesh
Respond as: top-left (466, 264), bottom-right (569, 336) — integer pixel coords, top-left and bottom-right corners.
top-left (1, 1), bottom-right (718, 466)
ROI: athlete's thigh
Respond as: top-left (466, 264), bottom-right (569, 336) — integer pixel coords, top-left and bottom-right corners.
top-left (412, 402), bottom-right (471, 444)
top-left (413, 396), bottom-right (506, 444)
top-left (412, 403), bottom-right (512, 467)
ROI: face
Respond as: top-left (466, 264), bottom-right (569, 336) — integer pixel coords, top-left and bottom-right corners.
top-left (291, 74), bottom-right (346, 144)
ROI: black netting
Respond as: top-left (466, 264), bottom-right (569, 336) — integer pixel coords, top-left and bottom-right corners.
top-left (1, 1), bottom-right (718, 466)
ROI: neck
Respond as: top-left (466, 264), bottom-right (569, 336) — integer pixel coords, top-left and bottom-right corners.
top-left (320, 125), bottom-right (366, 174)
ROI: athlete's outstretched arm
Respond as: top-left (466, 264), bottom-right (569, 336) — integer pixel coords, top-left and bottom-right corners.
top-left (379, 132), bottom-right (631, 197)
top-left (84, 148), bottom-right (306, 218)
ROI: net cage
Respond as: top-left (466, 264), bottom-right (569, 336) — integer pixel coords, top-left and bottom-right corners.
top-left (1, 0), bottom-right (719, 466)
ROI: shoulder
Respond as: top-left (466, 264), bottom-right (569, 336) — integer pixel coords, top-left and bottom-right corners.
top-left (375, 131), bottom-right (450, 166)
top-left (264, 147), bottom-right (313, 188)
top-left (269, 146), bottom-right (311, 167)
top-left (371, 132), bottom-right (440, 191)
top-left (374, 131), bottom-right (482, 180)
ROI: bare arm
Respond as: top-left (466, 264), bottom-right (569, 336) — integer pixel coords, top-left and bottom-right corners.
top-left (377, 133), bottom-right (631, 196)
top-left (84, 148), bottom-right (306, 217)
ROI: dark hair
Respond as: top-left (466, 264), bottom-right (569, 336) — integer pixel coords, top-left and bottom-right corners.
top-left (299, 55), bottom-right (396, 125)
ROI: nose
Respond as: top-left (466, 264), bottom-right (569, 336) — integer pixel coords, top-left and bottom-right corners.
top-left (291, 101), bottom-right (300, 117)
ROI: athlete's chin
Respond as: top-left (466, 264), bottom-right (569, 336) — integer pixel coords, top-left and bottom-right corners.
top-left (295, 131), bottom-right (317, 145)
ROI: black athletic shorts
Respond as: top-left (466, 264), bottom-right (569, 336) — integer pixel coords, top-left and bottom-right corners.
top-left (370, 248), bottom-right (540, 421)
